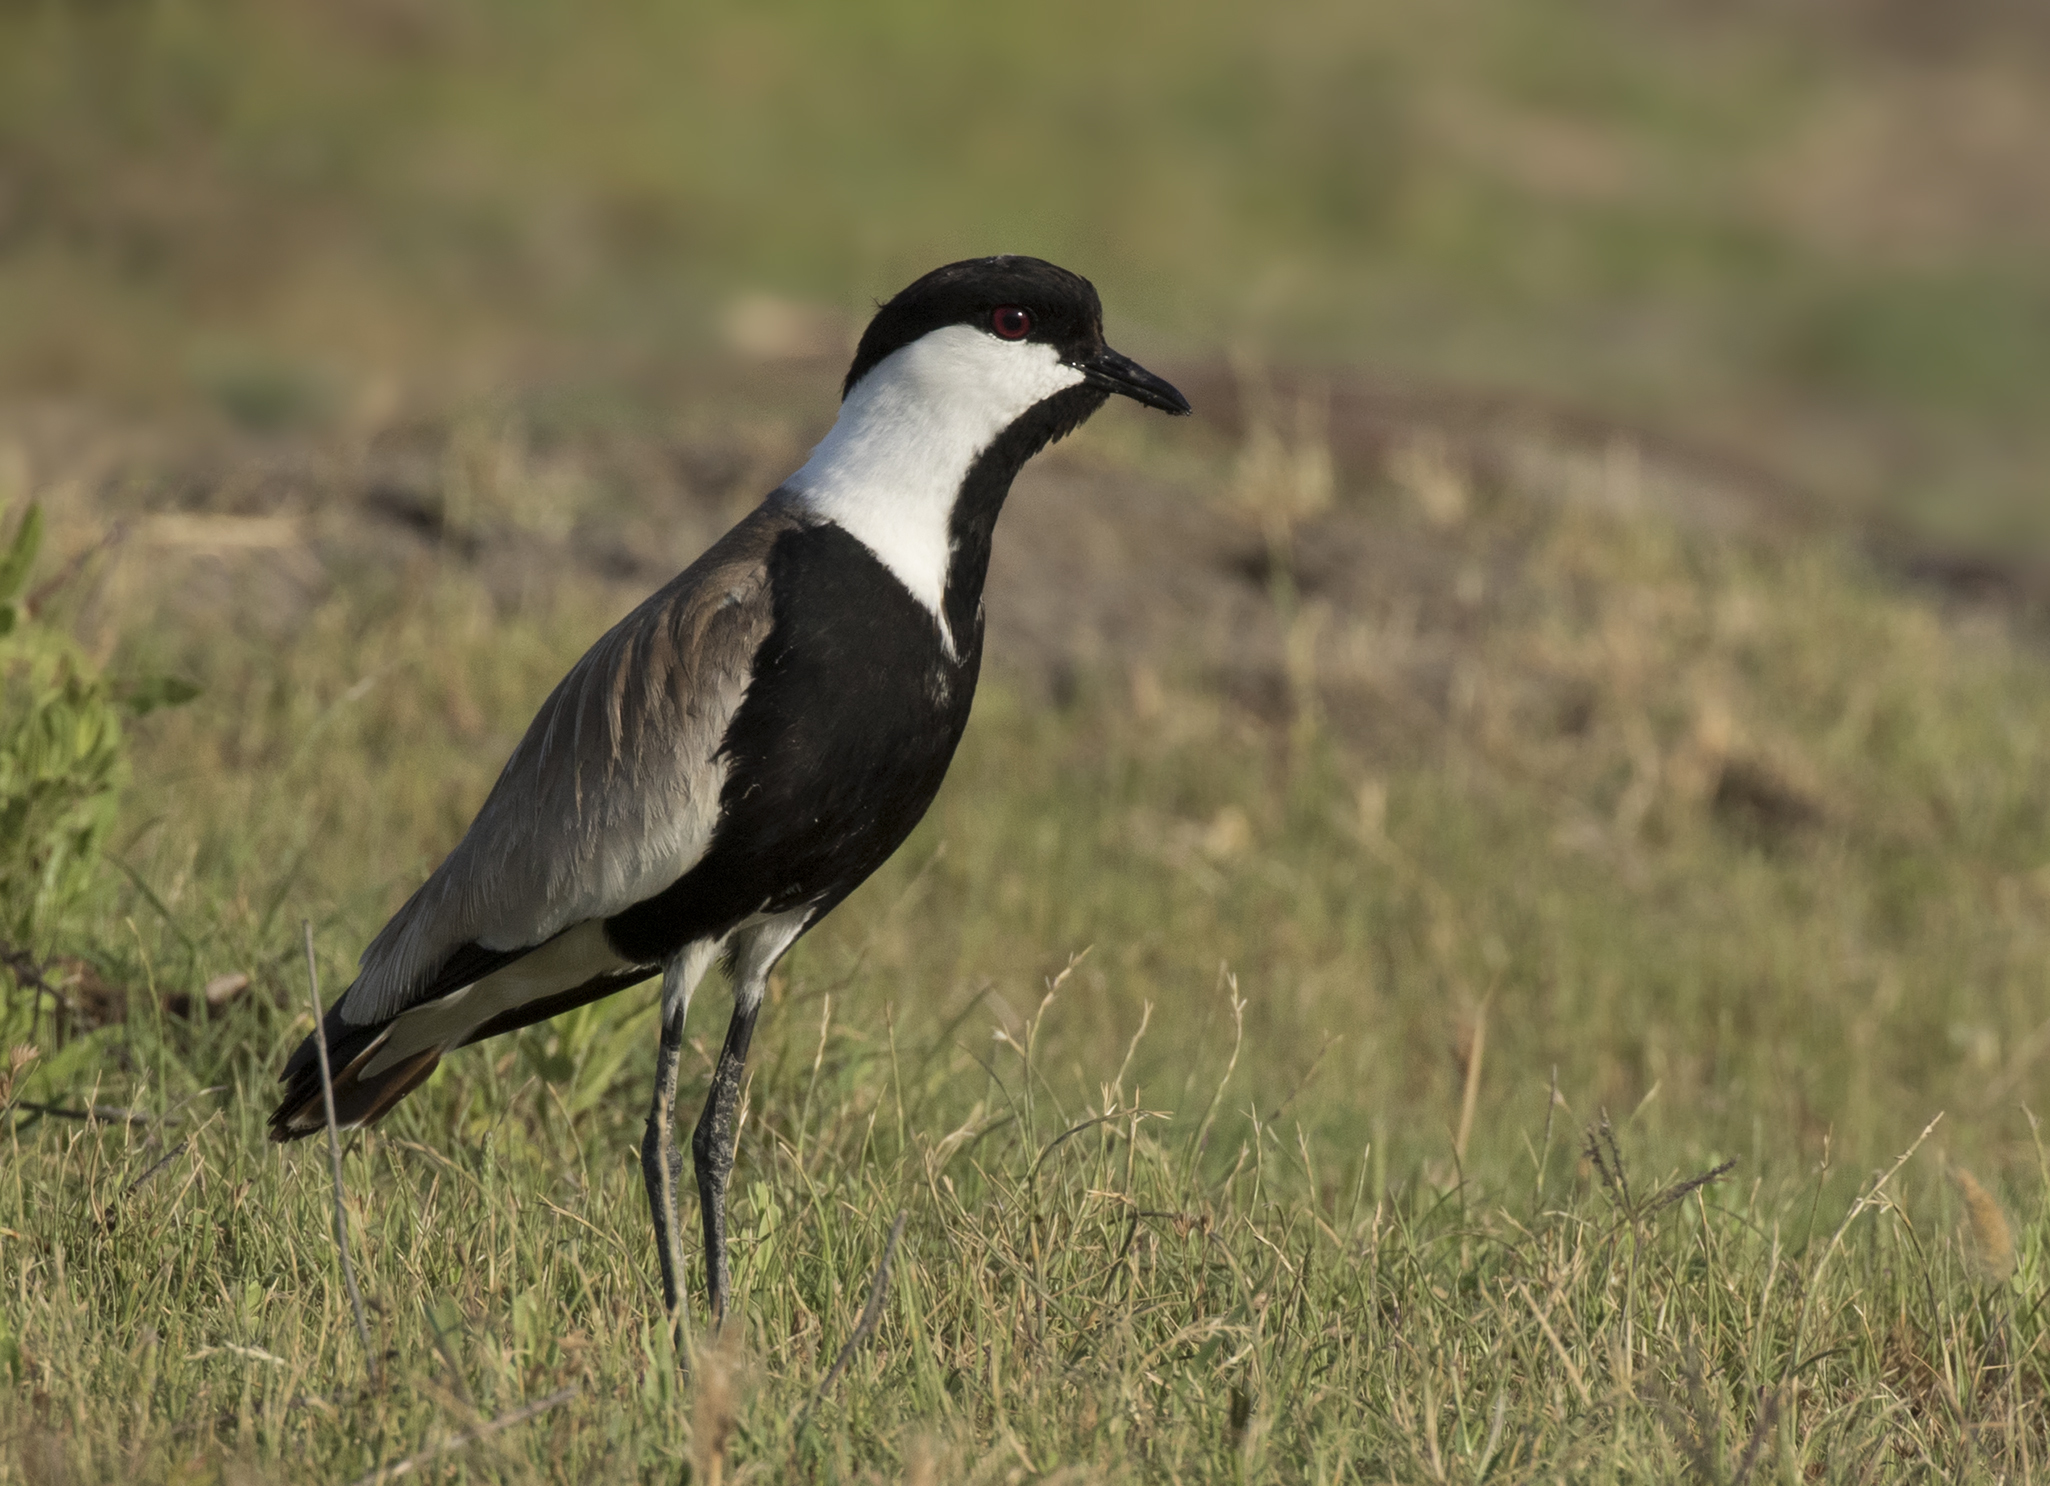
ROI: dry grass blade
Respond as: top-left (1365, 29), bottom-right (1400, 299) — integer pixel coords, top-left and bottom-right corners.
top-left (1794, 1112), bottom-right (1943, 1358)
top-left (1188, 970), bottom-right (1246, 1165)
top-left (1512, 1278), bottom-right (1593, 1409)
top-left (304, 918), bottom-right (376, 1385)
top-left (1454, 996), bottom-right (1488, 1167)
top-left (1812, 1113), bottom-right (1941, 1284)
top-left (807, 1208), bottom-right (908, 1412)
top-left (342, 1384), bottom-right (577, 1486)
top-left (1534, 1064), bottom-right (1560, 1210)
top-left (1474, 1390), bottom-right (1507, 1481)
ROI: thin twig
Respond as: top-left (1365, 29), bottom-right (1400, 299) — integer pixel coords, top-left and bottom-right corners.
top-left (1, 942), bottom-right (67, 1058)
top-left (121, 1139), bottom-right (189, 1197)
top-left (343, 1385), bottom-right (577, 1486)
top-left (304, 920), bottom-right (375, 1384)
top-left (0, 943), bottom-right (63, 998)
top-left (807, 1209), bottom-right (908, 1414)
top-left (8, 1101), bottom-right (179, 1126)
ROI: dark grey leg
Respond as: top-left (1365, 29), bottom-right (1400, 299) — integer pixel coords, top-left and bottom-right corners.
top-left (640, 1013), bottom-right (689, 1318)
top-left (685, 908), bottom-right (809, 1328)
top-left (641, 943), bottom-right (714, 1327)
top-left (691, 1000), bottom-right (760, 1329)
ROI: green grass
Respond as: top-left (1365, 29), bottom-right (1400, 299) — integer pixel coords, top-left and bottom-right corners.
top-left (4, 1013), bottom-right (2042, 1483)
top-left (6, 385), bottom-right (2050, 1476)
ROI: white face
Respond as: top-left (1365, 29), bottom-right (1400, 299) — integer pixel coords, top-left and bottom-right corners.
top-left (785, 323), bottom-right (1086, 655)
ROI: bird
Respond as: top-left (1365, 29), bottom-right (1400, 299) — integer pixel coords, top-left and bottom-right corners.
top-left (269, 255), bottom-right (1192, 1323)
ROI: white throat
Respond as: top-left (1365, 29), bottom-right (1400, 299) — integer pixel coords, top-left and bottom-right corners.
top-left (786, 324), bottom-right (1086, 656)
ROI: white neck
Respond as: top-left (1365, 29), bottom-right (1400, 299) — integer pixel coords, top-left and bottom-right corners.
top-left (785, 324), bottom-right (1085, 656)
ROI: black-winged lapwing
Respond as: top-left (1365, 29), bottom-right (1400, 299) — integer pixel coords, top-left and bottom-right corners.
top-left (270, 256), bottom-right (1191, 1324)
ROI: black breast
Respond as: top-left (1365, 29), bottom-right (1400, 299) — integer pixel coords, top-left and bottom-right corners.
top-left (603, 521), bottom-right (981, 964)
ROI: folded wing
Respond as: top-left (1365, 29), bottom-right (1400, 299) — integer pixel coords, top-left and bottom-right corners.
top-left (337, 502), bottom-right (801, 1026)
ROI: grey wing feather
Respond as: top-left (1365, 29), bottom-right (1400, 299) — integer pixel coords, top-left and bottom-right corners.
top-left (339, 501), bottom-right (802, 1024)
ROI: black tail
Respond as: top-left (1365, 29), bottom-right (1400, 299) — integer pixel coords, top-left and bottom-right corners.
top-left (268, 999), bottom-right (440, 1141)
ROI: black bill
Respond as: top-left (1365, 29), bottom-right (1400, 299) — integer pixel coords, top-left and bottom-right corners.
top-left (1081, 346), bottom-right (1193, 415)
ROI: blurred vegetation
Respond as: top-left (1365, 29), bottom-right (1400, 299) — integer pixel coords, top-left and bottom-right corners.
top-left (0, 503), bottom-right (126, 951)
top-left (0, 502), bottom-right (194, 954)
top-left (2, 0), bottom-right (2047, 540)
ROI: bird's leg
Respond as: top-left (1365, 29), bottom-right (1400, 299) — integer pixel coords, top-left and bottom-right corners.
top-left (688, 910), bottom-right (806, 1329)
top-left (691, 1000), bottom-right (760, 1330)
top-left (642, 945), bottom-right (711, 1330)
top-left (640, 1011), bottom-right (689, 1319)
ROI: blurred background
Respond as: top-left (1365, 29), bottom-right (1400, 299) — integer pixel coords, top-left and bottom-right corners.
top-left (5, 0), bottom-right (2047, 543)
top-left (5, 0), bottom-right (2050, 1181)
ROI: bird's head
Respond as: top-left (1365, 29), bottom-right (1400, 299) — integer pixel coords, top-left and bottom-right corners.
top-left (788, 256), bottom-right (1190, 654)
top-left (841, 256), bottom-right (1191, 419)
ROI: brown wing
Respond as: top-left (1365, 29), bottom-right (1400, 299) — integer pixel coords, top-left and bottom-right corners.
top-left (337, 501), bottom-right (802, 1024)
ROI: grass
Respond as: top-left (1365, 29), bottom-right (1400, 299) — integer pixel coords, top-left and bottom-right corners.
top-left (2, 979), bottom-right (2046, 1482)
top-left (5, 368), bottom-right (2050, 1477)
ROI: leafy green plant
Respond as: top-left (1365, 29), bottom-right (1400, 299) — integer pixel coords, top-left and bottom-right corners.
top-left (517, 993), bottom-right (662, 1120)
top-left (0, 503), bottom-right (194, 954)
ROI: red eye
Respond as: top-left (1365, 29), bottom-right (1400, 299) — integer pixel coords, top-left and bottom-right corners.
top-left (991, 305), bottom-right (1032, 340)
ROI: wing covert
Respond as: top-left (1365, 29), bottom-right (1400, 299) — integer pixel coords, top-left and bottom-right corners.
top-left (338, 502), bottom-right (801, 1024)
